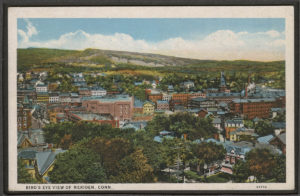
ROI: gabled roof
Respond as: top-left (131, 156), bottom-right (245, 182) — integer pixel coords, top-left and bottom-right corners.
top-left (257, 134), bottom-right (274, 144)
top-left (36, 149), bottom-right (66, 175)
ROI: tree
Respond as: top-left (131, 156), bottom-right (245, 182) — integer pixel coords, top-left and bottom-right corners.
top-left (255, 120), bottom-right (274, 137)
top-left (232, 160), bottom-right (250, 182)
top-left (110, 149), bottom-right (154, 183)
top-left (272, 154), bottom-right (286, 182)
top-left (49, 146), bottom-right (107, 183)
top-left (18, 159), bottom-right (37, 183)
top-left (192, 142), bottom-right (226, 175)
top-left (246, 148), bottom-right (277, 182)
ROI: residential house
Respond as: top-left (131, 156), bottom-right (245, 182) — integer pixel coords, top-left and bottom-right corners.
top-left (272, 122), bottom-right (286, 136)
top-left (133, 98), bottom-right (144, 114)
top-left (78, 87), bottom-right (90, 97)
top-left (143, 101), bottom-right (155, 114)
top-left (269, 132), bottom-right (286, 154)
top-left (36, 149), bottom-right (66, 183)
top-left (49, 93), bottom-right (60, 103)
top-left (225, 118), bottom-right (244, 139)
top-left (35, 84), bottom-right (48, 93)
top-left (212, 117), bottom-right (222, 131)
top-left (257, 134), bottom-right (274, 144)
top-left (18, 150), bottom-right (37, 179)
top-left (229, 127), bottom-right (258, 142)
top-left (59, 93), bottom-right (71, 103)
top-left (90, 86), bottom-right (107, 97)
top-left (36, 92), bottom-right (49, 103)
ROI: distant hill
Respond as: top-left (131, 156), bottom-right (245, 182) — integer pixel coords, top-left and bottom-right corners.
top-left (17, 48), bottom-right (285, 72)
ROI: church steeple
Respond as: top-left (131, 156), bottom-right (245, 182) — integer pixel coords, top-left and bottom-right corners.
top-left (220, 72), bottom-right (227, 92)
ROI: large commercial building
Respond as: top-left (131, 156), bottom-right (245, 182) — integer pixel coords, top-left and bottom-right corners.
top-left (230, 98), bottom-right (284, 119)
top-left (81, 95), bottom-right (134, 121)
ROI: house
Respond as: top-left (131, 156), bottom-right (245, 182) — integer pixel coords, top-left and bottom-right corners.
top-left (212, 117), bottom-right (222, 131)
top-left (271, 108), bottom-right (285, 118)
top-left (78, 87), bottom-right (90, 97)
top-left (147, 89), bottom-right (163, 103)
top-left (269, 132), bottom-right (286, 154)
top-left (36, 149), bottom-right (66, 183)
top-left (272, 122), bottom-right (286, 136)
top-left (162, 93), bottom-right (172, 102)
top-left (49, 93), bottom-right (60, 103)
top-left (18, 150), bottom-right (37, 179)
top-left (70, 93), bottom-right (80, 103)
top-left (59, 93), bottom-right (71, 103)
top-left (156, 100), bottom-right (169, 111)
top-left (181, 81), bottom-right (195, 90)
top-left (143, 101), bottom-right (155, 114)
top-left (257, 134), bottom-right (274, 144)
top-left (90, 86), bottom-right (107, 97)
top-left (229, 127), bottom-right (258, 142)
top-left (18, 129), bottom-right (46, 148)
top-left (225, 118), bottom-right (244, 139)
top-left (36, 92), bottom-right (49, 103)
top-left (134, 98), bottom-right (144, 114)
top-left (36, 84), bottom-right (48, 93)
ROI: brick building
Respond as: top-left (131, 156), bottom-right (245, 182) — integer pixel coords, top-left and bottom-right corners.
top-left (172, 93), bottom-right (190, 107)
top-left (230, 98), bottom-right (283, 119)
top-left (81, 95), bottom-right (134, 121)
top-left (156, 100), bottom-right (169, 111)
top-left (17, 104), bottom-right (32, 131)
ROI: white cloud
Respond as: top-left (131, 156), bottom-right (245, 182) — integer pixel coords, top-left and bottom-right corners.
top-left (257, 30), bottom-right (281, 38)
top-left (18, 19), bottom-right (38, 44)
top-left (18, 21), bottom-right (285, 61)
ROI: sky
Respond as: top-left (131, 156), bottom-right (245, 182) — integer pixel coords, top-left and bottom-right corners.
top-left (17, 18), bottom-right (285, 61)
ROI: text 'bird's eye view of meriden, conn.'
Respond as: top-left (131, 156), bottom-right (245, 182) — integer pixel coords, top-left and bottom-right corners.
top-left (16, 18), bottom-right (286, 184)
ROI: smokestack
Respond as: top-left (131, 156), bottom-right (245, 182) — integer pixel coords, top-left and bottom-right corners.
top-left (245, 84), bottom-right (248, 98)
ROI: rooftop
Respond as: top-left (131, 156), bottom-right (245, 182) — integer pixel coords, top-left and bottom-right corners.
top-left (81, 95), bottom-right (132, 102)
top-left (70, 111), bottom-right (113, 121)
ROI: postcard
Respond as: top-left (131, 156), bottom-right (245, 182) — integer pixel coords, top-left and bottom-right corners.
top-left (7, 6), bottom-right (295, 192)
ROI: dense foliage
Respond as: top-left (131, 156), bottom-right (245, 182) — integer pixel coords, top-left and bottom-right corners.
top-left (232, 148), bottom-right (286, 182)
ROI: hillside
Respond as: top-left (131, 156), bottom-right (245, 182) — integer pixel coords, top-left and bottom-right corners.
top-left (17, 48), bottom-right (285, 73)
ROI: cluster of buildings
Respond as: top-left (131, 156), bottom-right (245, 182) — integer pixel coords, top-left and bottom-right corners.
top-left (17, 70), bottom-right (286, 182)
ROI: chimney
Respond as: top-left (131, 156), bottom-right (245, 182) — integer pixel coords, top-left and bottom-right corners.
top-left (245, 85), bottom-right (248, 98)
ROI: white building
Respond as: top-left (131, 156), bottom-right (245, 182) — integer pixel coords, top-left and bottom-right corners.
top-left (162, 93), bottom-right (172, 101)
top-left (49, 93), bottom-right (60, 103)
top-left (59, 93), bottom-right (71, 103)
top-left (90, 86), bottom-right (107, 96)
top-left (36, 84), bottom-right (48, 93)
